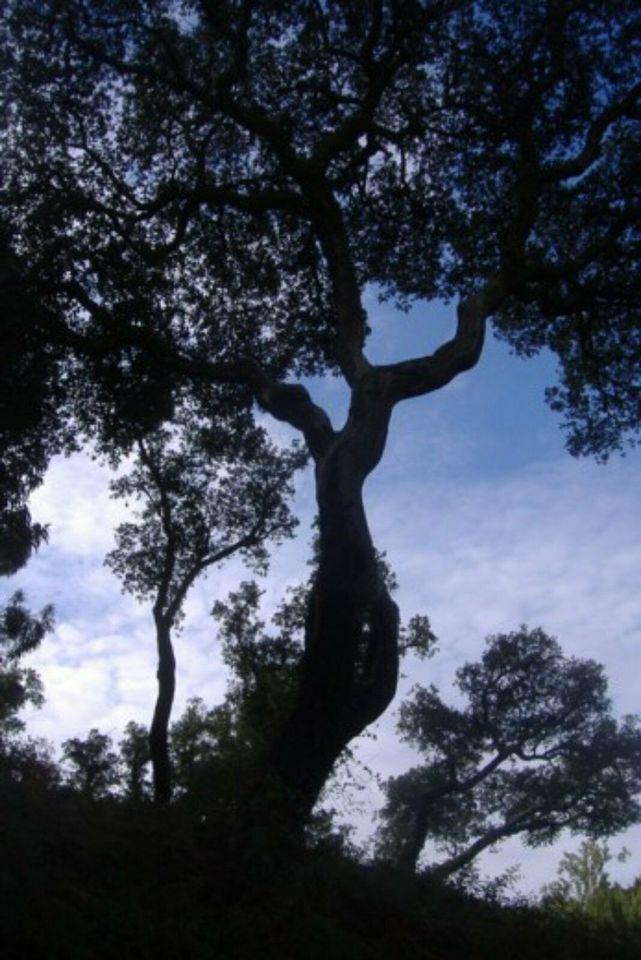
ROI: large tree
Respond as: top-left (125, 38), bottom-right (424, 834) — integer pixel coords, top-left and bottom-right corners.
top-left (376, 628), bottom-right (641, 878)
top-left (1, 0), bottom-right (640, 830)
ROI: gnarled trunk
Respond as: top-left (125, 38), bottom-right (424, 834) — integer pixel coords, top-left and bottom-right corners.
top-left (267, 386), bottom-right (399, 825)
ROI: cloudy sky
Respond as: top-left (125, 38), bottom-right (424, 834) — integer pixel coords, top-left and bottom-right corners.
top-left (6, 293), bottom-right (641, 895)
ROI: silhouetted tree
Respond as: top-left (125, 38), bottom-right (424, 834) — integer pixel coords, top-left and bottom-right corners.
top-left (0, 226), bottom-right (65, 574)
top-left (105, 421), bottom-right (303, 803)
top-left (118, 720), bottom-right (152, 803)
top-left (0, 591), bottom-right (58, 786)
top-left (377, 628), bottom-right (641, 877)
top-left (2, 0), bottom-right (640, 833)
top-left (61, 729), bottom-right (121, 801)
top-left (0, 592), bottom-right (53, 741)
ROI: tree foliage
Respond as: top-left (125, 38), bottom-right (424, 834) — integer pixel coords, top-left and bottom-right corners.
top-left (61, 728), bottom-right (122, 801)
top-left (106, 423), bottom-right (303, 608)
top-left (118, 719), bottom-right (152, 803)
top-left (543, 841), bottom-right (641, 948)
top-left (0, 591), bottom-right (53, 739)
top-left (105, 419), bottom-right (303, 803)
top-left (377, 628), bottom-right (641, 876)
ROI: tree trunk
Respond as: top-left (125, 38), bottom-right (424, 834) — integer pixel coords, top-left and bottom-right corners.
top-left (149, 617), bottom-right (176, 805)
top-left (266, 386), bottom-right (399, 827)
top-left (397, 754), bottom-right (509, 872)
top-left (398, 804), bottom-right (431, 873)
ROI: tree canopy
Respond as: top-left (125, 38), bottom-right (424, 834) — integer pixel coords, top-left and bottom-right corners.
top-left (377, 628), bottom-right (641, 877)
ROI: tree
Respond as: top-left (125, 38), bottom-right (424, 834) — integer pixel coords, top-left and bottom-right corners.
top-left (542, 840), bottom-right (623, 906)
top-left (61, 728), bottom-right (122, 801)
top-left (0, 591), bottom-right (53, 742)
top-left (542, 841), bottom-right (641, 945)
top-left (376, 628), bottom-right (641, 877)
top-left (2, 0), bottom-right (640, 832)
top-left (160, 570), bottom-right (433, 840)
top-left (0, 591), bottom-right (57, 785)
top-left (118, 720), bottom-right (152, 803)
top-left (105, 421), bottom-right (303, 804)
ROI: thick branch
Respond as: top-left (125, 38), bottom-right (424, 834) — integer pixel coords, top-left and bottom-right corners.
top-left (310, 191), bottom-right (371, 384)
top-left (426, 822), bottom-right (520, 881)
top-left (163, 527), bottom-right (267, 626)
top-left (381, 276), bottom-right (507, 404)
top-left (141, 179), bottom-right (309, 221)
top-left (428, 805), bottom-right (577, 880)
top-left (399, 750), bottom-right (508, 871)
top-left (541, 81), bottom-right (641, 183)
top-left (38, 296), bottom-right (336, 460)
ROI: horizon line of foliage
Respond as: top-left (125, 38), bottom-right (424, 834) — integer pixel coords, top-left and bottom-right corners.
top-left (3, 589), bottom-right (641, 893)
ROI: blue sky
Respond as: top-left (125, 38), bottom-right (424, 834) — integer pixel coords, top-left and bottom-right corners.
top-left (5, 293), bottom-right (641, 895)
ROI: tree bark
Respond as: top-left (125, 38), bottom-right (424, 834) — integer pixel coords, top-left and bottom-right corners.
top-left (265, 381), bottom-right (399, 826)
top-left (149, 616), bottom-right (176, 805)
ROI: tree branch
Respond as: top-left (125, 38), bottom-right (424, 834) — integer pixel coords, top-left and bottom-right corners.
top-left (36, 286), bottom-right (336, 460)
top-left (426, 821), bottom-right (523, 881)
top-left (541, 81), bottom-right (641, 183)
top-left (381, 276), bottom-right (507, 404)
top-left (140, 179), bottom-right (309, 221)
top-left (164, 528), bottom-right (261, 625)
top-left (399, 749), bottom-right (508, 870)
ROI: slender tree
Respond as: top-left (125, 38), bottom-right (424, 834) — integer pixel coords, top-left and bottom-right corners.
top-left (105, 421), bottom-right (303, 803)
top-left (377, 628), bottom-right (641, 877)
top-left (2, 0), bottom-right (640, 831)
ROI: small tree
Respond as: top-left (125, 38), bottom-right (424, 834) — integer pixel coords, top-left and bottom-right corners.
top-left (543, 841), bottom-right (641, 943)
top-left (543, 840), bottom-right (621, 906)
top-left (118, 720), bottom-right (152, 804)
top-left (0, 591), bottom-right (53, 742)
top-left (0, 591), bottom-right (57, 785)
top-left (105, 421), bottom-right (303, 804)
top-left (377, 627), bottom-right (641, 877)
top-left (61, 729), bottom-right (121, 801)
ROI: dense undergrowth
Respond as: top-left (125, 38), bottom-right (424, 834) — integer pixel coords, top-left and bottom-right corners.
top-left (3, 773), bottom-right (640, 960)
